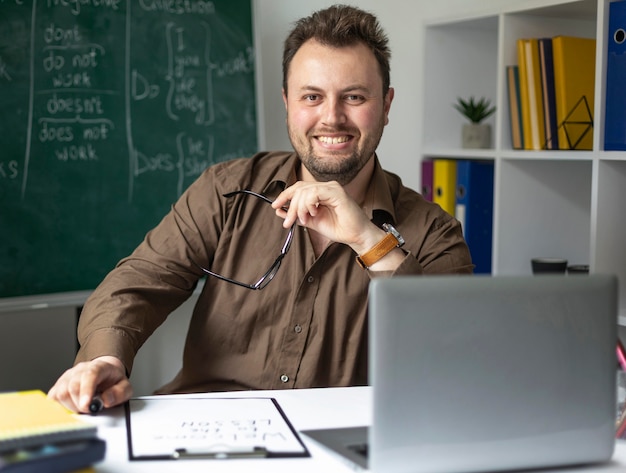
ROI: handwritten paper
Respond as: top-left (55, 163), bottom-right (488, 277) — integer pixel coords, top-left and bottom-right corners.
top-left (126, 397), bottom-right (308, 459)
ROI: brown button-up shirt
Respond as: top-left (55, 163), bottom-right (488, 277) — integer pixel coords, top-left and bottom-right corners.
top-left (76, 151), bottom-right (473, 393)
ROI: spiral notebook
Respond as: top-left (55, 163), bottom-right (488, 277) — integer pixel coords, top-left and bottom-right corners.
top-left (0, 390), bottom-right (97, 453)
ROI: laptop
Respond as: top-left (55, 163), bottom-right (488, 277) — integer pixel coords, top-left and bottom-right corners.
top-left (303, 274), bottom-right (618, 473)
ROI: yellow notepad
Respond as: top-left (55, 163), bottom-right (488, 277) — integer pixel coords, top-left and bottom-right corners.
top-left (0, 390), bottom-right (97, 453)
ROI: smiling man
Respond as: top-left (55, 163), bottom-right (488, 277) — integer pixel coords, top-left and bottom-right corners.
top-left (49, 4), bottom-right (473, 414)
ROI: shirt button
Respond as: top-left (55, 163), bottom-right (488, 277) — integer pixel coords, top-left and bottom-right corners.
top-left (280, 374), bottom-right (289, 383)
top-left (307, 276), bottom-right (315, 283)
top-left (294, 324), bottom-right (302, 333)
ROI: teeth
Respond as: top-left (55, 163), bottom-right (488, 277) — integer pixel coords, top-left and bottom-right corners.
top-left (318, 136), bottom-right (349, 144)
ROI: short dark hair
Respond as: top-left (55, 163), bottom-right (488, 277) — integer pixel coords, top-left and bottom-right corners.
top-left (282, 4), bottom-right (391, 95)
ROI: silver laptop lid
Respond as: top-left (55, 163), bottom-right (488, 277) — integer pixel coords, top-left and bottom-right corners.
top-left (369, 274), bottom-right (617, 473)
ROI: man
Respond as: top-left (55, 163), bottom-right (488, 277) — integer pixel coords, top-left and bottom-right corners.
top-left (49, 4), bottom-right (473, 413)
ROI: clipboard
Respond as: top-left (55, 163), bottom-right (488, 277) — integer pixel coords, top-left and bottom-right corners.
top-left (125, 397), bottom-right (310, 460)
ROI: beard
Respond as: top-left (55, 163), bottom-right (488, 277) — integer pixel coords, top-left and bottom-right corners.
top-left (287, 118), bottom-right (385, 186)
top-left (299, 146), bottom-right (369, 185)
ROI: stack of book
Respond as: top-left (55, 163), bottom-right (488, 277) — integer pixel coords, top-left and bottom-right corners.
top-left (421, 159), bottom-right (494, 274)
top-left (507, 35), bottom-right (595, 151)
top-left (0, 390), bottom-right (105, 473)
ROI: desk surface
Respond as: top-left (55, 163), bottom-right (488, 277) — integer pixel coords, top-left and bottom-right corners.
top-left (86, 386), bottom-right (626, 473)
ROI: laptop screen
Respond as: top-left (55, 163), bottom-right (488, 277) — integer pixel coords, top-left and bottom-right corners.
top-left (368, 274), bottom-right (617, 473)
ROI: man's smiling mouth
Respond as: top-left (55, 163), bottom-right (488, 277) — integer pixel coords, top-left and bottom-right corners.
top-left (317, 135), bottom-right (351, 144)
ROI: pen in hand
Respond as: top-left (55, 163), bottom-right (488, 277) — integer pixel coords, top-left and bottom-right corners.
top-left (89, 395), bottom-right (104, 414)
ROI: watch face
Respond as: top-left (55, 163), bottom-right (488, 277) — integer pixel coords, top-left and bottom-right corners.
top-left (382, 223), bottom-right (405, 247)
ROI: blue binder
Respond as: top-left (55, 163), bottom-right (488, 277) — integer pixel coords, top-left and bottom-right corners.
top-left (455, 160), bottom-right (494, 274)
top-left (604, 0), bottom-right (626, 150)
top-left (0, 438), bottom-right (105, 473)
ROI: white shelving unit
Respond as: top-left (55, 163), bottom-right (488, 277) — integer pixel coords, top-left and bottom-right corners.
top-left (419, 0), bottom-right (626, 325)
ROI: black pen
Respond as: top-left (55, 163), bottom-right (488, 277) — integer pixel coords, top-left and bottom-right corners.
top-left (89, 395), bottom-right (104, 414)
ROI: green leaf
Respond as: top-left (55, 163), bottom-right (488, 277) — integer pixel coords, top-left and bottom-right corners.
top-left (453, 96), bottom-right (496, 123)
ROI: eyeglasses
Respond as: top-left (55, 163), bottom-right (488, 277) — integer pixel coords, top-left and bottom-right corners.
top-left (196, 189), bottom-right (295, 290)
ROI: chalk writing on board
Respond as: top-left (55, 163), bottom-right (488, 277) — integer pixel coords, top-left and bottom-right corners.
top-left (25, 4), bottom-right (241, 200)
top-left (0, 56), bottom-right (12, 80)
top-left (45, 0), bottom-right (124, 17)
top-left (0, 0), bottom-right (257, 298)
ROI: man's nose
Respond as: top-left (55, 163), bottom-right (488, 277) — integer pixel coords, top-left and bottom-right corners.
top-left (321, 98), bottom-right (347, 126)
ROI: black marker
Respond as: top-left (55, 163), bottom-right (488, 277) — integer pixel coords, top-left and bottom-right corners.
top-left (89, 395), bottom-right (104, 414)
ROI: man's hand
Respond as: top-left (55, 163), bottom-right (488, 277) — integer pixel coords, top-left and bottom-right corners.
top-left (272, 180), bottom-right (383, 254)
top-left (273, 181), bottom-right (406, 271)
top-left (48, 355), bottom-right (133, 413)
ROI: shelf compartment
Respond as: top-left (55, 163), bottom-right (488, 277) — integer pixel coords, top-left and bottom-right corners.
top-left (498, 3), bottom-right (597, 152)
top-left (493, 159), bottom-right (592, 275)
top-left (422, 16), bottom-right (498, 151)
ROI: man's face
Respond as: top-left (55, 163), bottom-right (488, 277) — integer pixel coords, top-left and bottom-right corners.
top-left (283, 39), bottom-right (393, 185)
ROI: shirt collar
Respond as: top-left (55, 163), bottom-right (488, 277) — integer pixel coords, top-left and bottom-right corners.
top-left (363, 156), bottom-right (396, 226)
top-left (260, 152), bottom-right (299, 198)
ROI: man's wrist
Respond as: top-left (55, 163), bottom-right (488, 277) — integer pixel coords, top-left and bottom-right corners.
top-left (352, 226), bottom-right (387, 256)
top-left (355, 223), bottom-right (405, 270)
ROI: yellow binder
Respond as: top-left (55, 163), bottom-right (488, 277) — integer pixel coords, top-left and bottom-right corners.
top-left (517, 38), bottom-right (545, 150)
top-left (433, 159), bottom-right (456, 216)
top-left (552, 36), bottom-right (596, 150)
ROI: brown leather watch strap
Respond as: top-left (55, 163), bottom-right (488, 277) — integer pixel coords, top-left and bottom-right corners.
top-left (356, 232), bottom-right (399, 269)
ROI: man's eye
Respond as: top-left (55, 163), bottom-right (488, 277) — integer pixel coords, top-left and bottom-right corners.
top-left (304, 94), bottom-right (320, 102)
top-left (345, 95), bottom-right (365, 103)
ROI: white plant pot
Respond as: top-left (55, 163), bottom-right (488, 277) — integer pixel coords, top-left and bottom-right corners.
top-left (462, 123), bottom-right (491, 149)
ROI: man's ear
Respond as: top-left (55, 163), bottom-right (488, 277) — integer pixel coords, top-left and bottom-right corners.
top-left (383, 87), bottom-right (395, 125)
top-left (282, 88), bottom-right (288, 110)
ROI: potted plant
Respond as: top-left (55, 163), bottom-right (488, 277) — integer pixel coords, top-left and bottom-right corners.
top-left (454, 96), bottom-right (496, 149)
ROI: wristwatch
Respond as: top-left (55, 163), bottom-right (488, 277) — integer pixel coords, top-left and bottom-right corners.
top-left (356, 223), bottom-right (405, 269)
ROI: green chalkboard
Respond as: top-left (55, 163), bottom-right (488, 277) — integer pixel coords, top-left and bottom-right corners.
top-left (0, 0), bottom-right (257, 299)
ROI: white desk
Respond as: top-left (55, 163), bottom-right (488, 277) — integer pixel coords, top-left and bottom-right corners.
top-left (86, 386), bottom-right (626, 472)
